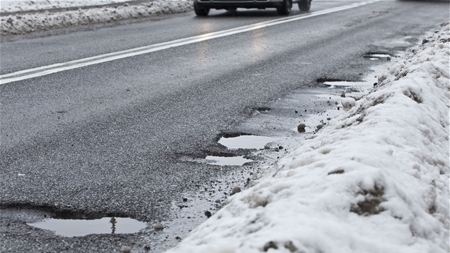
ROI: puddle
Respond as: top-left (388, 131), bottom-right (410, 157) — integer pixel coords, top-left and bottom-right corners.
top-left (218, 135), bottom-right (275, 149)
top-left (254, 107), bottom-right (271, 113)
top-left (205, 155), bottom-right (253, 166)
top-left (322, 79), bottom-right (375, 99)
top-left (28, 217), bottom-right (147, 237)
top-left (364, 53), bottom-right (392, 61)
top-left (323, 81), bottom-right (371, 88)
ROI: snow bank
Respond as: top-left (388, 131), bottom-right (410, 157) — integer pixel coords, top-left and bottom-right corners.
top-left (0, 0), bottom-right (131, 12)
top-left (0, 0), bottom-right (193, 35)
top-left (166, 22), bottom-right (450, 253)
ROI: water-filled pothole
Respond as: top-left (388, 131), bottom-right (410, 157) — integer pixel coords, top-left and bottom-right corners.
top-left (254, 107), bottom-right (271, 113)
top-left (322, 80), bottom-right (374, 97)
top-left (364, 53), bottom-right (392, 61)
top-left (218, 135), bottom-right (275, 149)
top-left (205, 155), bottom-right (253, 166)
top-left (28, 217), bottom-right (147, 237)
top-left (323, 81), bottom-right (370, 88)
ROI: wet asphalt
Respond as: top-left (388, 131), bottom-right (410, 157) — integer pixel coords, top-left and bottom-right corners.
top-left (1, 0), bottom-right (449, 252)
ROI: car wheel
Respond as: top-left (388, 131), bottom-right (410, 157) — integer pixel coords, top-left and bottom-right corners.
top-left (298, 0), bottom-right (311, 11)
top-left (277, 0), bottom-right (291, 15)
top-left (194, 2), bottom-right (210, 16)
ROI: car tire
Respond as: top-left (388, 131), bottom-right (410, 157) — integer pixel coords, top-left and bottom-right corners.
top-left (298, 0), bottom-right (311, 11)
top-left (194, 2), bottom-right (210, 16)
top-left (277, 0), bottom-right (291, 15)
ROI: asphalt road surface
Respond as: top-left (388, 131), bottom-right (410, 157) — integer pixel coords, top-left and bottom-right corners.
top-left (1, 0), bottom-right (449, 252)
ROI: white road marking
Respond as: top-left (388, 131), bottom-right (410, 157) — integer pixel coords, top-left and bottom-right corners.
top-left (0, 0), bottom-right (380, 85)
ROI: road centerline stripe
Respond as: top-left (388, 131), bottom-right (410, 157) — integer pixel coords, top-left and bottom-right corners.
top-left (0, 0), bottom-right (380, 85)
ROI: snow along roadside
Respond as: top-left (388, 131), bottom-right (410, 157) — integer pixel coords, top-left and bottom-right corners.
top-left (166, 22), bottom-right (450, 253)
top-left (0, 0), bottom-right (193, 35)
top-left (0, 0), bottom-right (132, 12)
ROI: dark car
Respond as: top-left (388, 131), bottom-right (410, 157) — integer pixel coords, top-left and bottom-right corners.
top-left (194, 0), bottom-right (312, 16)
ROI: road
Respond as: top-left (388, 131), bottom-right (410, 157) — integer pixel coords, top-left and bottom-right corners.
top-left (1, 0), bottom-right (449, 252)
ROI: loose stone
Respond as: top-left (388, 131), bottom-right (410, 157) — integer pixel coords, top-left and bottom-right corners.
top-left (231, 187), bottom-right (241, 195)
top-left (154, 223), bottom-right (164, 231)
top-left (297, 123), bottom-right (306, 133)
top-left (121, 246), bottom-right (131, 253)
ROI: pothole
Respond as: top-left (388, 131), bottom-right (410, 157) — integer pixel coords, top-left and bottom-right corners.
top-left (253, 107), bottom-right (271, 113)
top-left (218, 134), bottom-right (275, 150)
top-left (320, 79), bottom-right (376, 99)
top-left (28, 217), bottom-right (147, 237)
top-left (363, 53), bottom-right (392, 61)
top-left (323, 80), bottom-right (372, 88)
top-left (205, 155), bottom-right (253, 166)
top-left (0, 206), bottom-right (147, 237)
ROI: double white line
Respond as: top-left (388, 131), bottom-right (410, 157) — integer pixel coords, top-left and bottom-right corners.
top-left (0, 0), bottom-right (380, 85)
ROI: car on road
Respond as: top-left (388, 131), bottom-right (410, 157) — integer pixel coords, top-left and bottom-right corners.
top-left (194, 0), bottom-right (311, 16)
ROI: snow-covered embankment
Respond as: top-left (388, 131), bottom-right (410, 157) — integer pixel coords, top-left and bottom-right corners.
top-left (0, 0), bottom-right (193, 35)
top-left (166, 22), bottom-right (450, 253)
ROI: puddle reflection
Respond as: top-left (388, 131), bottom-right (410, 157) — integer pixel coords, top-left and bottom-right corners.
top-left (218, 135), bottom-right (275, 149)
top-left (206, 155), bottom-right (253, 166)
top-left (28, 217), bottom-right (147, 237)
top-left (323, 81), bottom-right (370, 88)
top-left (364, 53), bottom-right (392, 60)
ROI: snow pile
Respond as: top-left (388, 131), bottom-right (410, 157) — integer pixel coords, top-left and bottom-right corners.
top-left (0, 0), bottom-right (193, 35)
top-left (0, 0), bottom-right (131, 12)
top-left (167, 22), bottom-right (450, 253)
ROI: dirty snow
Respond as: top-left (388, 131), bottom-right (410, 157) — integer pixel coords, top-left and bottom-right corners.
top-left (0, 0), bottom-right (132, 12)
top-left (0, 0), bottom-right (193, 35)
top-left (166, 22), bottom-right (450, 253)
